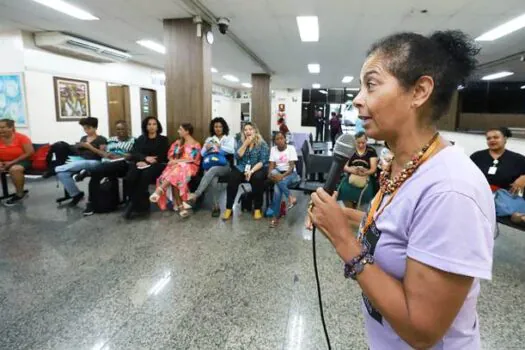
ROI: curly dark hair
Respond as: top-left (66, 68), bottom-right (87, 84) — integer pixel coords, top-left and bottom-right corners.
top-left (79, 117), bottom-right (98, 128)
top-left (141, 117), bottom-right (163, 136)
top-left (487, 127), bottom-right (512, 138)
top-left (368, 30), bottom-right (480, 121)
top-left (209, 117), bottom-right (230, 136)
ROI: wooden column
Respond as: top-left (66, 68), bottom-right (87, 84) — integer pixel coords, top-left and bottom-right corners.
top-left (164, 18), bottom-right (212, 142)
top-left (251, 73), bottom-right (271, 143)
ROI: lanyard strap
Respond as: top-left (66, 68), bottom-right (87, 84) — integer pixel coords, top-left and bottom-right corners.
top-left (359, 138), bottom-right (441, 240)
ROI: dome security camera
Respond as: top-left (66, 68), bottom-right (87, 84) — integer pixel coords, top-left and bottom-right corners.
top-left (217, 17), bottom-right (230, 34)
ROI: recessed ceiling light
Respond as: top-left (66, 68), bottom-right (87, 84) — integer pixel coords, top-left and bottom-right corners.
top-left (242, 83), bottom-right (252, 88)
top-left (31, 0), bottom-right (99, 20)
top-left (308, 64), bottom-right (320, 74)
top-left (223, 74), bottom-right (239, 82)
top-left (347, 88), bottom-right (360, 91)
top-left (319, 89), bottom-right (328, 94)
top-left (481, 71), bottom-right (514, 80)
top-left (521, 85), bottom-right (525, 89)
top-left (137, 40), bottom-right (166, 54)
top-left (342, 76), bottom-right (354, 84)
top-left (476, 13), bottom-right (525, 41)
top-left (211, 67), bottom-right (218, 73)
top-left (296, 16), bottom-right (319, 42)
top-left (312, 83), bottom-right (321, 89)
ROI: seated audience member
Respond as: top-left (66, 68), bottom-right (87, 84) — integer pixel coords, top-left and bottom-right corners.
top-left (471, 127), bottom-right (525, 223)
top-left (0, 118), bottom-right (35, 206)
top-left (268, 131), bottom-right (300, 228)
top-left (188, 117), bottom-right (235, 217)
top-left (124, 117), bottom-right (169, 219)
top-left (278, 117), bottom-right (290, 135)
top-left (79, 120), bottom-right (135, 216)
top-left (150, 123), bottom-right (201, 218)
top-left (55, 117), bottom-right (107, 206)
top-left (337, 131), bottom-right (378, 208)
top-left (223, 122), bottom-right (269, 221)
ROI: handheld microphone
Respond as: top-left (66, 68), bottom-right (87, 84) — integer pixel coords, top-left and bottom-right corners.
top-left (323, 134), bottom-right (356, 195)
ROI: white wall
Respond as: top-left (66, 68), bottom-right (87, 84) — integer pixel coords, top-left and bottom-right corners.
top-left (212, 94), bottom-right (242, 136)
top-left (22, 46), bottom-right (166, 143)
top-left (272, 89), bottom-right (314, 135)
top-left (0, 31), bottom-right (24, 72)
top-left (440, 131), bottom-right (525, 155)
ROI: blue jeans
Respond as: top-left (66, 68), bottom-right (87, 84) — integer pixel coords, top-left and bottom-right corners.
top-left (56, 160), bottom-right (101, 197)
top-left (271, 169), bottom-right (301, 217)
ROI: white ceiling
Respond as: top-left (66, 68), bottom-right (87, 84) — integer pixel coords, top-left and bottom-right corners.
top-left (1, 0), bottom-right (525, 88)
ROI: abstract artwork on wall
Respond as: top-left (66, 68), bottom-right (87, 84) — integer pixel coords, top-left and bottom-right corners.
top-left (53, 77), bottom-right (90, 121)
top-left (0, 73), bottom-right (28, 127)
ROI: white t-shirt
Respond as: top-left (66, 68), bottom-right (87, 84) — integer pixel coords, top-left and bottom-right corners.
top-left (270, 145), bottom-right (298, 172)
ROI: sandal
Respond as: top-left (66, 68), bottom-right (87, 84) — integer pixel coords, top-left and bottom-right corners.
top-left (270, 218), bottom-right (279, 228)
top-left (179, 208), bottom-right (190, 218)
top-left (149, 187), bottom-right (164, 203)
top-left (288, 197), bottom-right (297, 210)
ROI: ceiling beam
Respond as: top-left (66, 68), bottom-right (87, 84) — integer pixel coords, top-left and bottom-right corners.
top-left (179, 0), bottom-right (274, 75)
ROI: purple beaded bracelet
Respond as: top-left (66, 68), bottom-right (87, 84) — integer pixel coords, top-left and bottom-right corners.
top-left (344, 246), bottom-right (369, 278)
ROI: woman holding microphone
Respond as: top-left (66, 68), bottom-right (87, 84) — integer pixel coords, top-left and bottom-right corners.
top-left (309, 30), bottom-right (494, 349)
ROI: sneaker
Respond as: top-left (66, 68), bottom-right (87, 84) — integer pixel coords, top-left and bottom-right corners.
top-left (69, 192), bottom-right (85, 207)
top-left (222, 209), bottom-right (232, 221)
top-left (73, 169), bottom-right (88, 182)
top-left (4, 194), bottom-right (25, 207)
top-left (83, 203), bottom-right (94, 216)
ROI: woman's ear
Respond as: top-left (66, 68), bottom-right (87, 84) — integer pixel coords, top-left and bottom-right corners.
top-left (411, 75), bottom-right (434, 109)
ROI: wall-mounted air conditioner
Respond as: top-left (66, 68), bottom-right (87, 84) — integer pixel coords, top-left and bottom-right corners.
top-left (34, 32), bottom-right (131, 63)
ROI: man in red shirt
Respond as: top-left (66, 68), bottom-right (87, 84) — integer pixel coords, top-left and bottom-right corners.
top-left (0, 118), bottom-right (34, 206)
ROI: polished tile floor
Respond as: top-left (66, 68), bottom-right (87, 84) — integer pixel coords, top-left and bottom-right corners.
top-left (0, 179), bottom-right (524, 350)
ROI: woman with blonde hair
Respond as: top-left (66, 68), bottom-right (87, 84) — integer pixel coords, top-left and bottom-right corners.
top-left (223, 122), bottom-right (269, 221)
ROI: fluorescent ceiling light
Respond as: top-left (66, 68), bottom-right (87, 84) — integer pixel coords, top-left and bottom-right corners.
top-left (481, 71), bottom-right (514, 80)
top-left (457, 85), bottom-right (465, 90)
top-left (312, 83), bottom-right (321, 89)
top-left (346, 94), bottom-right (354, 97)
top-left (242, 83), bottom-right (252, 88)
top-left (308, 64), bottom-right (320, 74)
top-left (296, 16), bottom-right (319, 42)
top-left (476, 13), bottom-right (525, 41)
top-left (346, 87), bottom-right (360, 91)
top-left (137, 40), bottom-right (165, 54)
top-left (319, 89), bottom-right (328, 94)
top-left (521, 85), bottom-right (525, 89)
top-left (32, 0), bottom-right (99, 20)
top-left (223, 74), bottom-right (239, 82)
top-left (342, 76), bottom-right (354, 84)
top-left (211, 67), bottom-right (218, 73)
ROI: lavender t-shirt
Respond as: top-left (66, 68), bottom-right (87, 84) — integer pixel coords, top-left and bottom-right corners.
top-left (360, 146), bottom-right (495, 350)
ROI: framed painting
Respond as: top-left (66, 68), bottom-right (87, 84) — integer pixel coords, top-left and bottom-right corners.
top-left (0, 73), bottom-right (28, 127)
top-left (53, 77), bottom-right (90, 121)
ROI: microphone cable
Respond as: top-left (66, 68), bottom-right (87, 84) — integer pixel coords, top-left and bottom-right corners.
top-left (312, 225), bottom-right (332, 350)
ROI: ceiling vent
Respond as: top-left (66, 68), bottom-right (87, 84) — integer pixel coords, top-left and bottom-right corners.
top-left (34, 32), bottom-right (131, 63)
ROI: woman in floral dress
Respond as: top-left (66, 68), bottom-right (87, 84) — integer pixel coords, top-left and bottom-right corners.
top-left (150, 123), bottom-right (201, 217)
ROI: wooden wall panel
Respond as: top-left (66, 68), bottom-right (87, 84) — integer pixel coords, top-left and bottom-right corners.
top-left (458, 113), bottom-right (525, 131)
top-left (164, 18), bottom-right (212, 143)
top-left (251, 74), bottom-right (271, 143)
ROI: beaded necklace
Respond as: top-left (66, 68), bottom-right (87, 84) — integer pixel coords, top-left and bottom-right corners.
top-left (358, 132), bottom-right (441, 242)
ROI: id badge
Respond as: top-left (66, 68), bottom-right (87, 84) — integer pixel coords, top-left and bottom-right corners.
top-left (245, 164), bottom-right (251, 172)
top-left (488, 166), bottom-right (497, 175)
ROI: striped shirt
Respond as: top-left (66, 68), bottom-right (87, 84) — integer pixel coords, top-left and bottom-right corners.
top-left (104, 136), bottom-right (135, 161)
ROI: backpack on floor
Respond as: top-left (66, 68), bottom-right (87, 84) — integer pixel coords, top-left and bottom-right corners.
top-left (92, 177), bottom-right (120, 213)
top-left (238, 184), bottom-right (253, 212)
